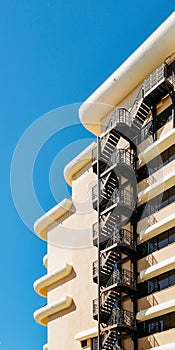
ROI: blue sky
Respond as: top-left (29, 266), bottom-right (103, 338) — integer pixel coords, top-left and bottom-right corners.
top-left (1, 1), bottom-right (175, 349)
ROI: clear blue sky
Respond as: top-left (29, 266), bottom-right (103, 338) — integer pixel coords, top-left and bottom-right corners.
top-left (1, 1), bottom-right (175, 349)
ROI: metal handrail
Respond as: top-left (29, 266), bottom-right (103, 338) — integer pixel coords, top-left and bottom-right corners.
top-left (143, 63), bottom-right (165, 95)
top-left (92, 146), bottom-right (97, 162)
top-left (92, 184), bottom-right (98, 201)
top-left (106, 268), bottom-right (136, 289)
top-left (104, 229), bottom-right (136, 250)
top-left (93, 260), bottom-right (98, 276)
top-left (107, 307), bottom-right (136, 328)
top-left (103, 62), bottom-right (168, 133)
top-left (107, 188), bottom-right (135, 209)
top-left (92, 222), bottom-right (98, 240)
top-left (109, 149), bottom-right (135, 168)
top-left (105, 108), bottom-right (131, 133)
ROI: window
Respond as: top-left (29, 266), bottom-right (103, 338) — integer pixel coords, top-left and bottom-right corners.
top-left (137, 186), bottom-right (175, 221)
top-left (139, 105), bottom-right (173, 144)
top-left (137, 143), bottom-right (175, 183)
top-left (138, 270), bottom-right (175, 298)
top-left (138, 311), bottom-right (175, 338)
top-left (81, 340), bottom-right (87, 348)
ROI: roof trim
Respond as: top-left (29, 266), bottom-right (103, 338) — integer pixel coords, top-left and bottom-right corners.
top-left (33, 296), bottom-right (73, 326)
top-left (79, 12), bottom-right (175, 136)
top-left (34, 263), bottom-right (72, 297)
top-left (34, 198), bottom-right (73, 241)
top-left (64, 142), bottom-right (96, 186)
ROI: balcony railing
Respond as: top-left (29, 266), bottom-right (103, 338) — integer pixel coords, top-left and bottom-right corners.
top-left (92, 184), bottom-right (98, 202)
top-left (109, 149), bottom-right (135, 169)
top-left (93, 297), bottom-right (98, 316)
top-left (106, 308), bottom-right (136, 329)
top-left (92, 222), bottom-right (98, 240)
top-left (105, 108), bottom-right (131, 133)
top-left (104, 229), bottom-right (136, 251)
top-left (93, 260), bottom-right (98, 278)
top-left (106, 269), bottom-right (136, 290)
top-left (143, 63), bottom-right (165, 95)
top-left (92, 146), bottom-right (97, 163)
top-left (106, 188), bottom-right (135, 209)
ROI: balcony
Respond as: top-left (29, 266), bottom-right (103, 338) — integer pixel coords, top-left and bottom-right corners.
top-left (103, 229), bottom-right (136, 255)
top-left (92, 185), bottom-right (136, 215)
top-left (92, 184), bottom-right (98, 210)
top-left (102, 107), bottom-right (139, 143)
top-left (100, 149), bottom-right (136, 178)
top-left (34, 263), bottom-right (72, 297)
top-left (102, 188), bottom-right (136, 216)
top-left (105, 268), bottom-right (136, 293)
top-left (102, 307), bottom-right (136, 332)
top-left (33, 296), bottom-right (73, 326)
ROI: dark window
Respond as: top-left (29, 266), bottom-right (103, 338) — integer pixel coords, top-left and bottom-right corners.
top-left (137, 143), bottom-right (175, 183)
top-left (138, 311), bottom-right (175, 338)
top-left (138, 270), bottom-right (175, 298)
top-left (137, 186), bottom-right (175, 221)
top-left (139, 105), bottom-right (173, 144)
top-left (81, 340), bottom-right (87, 348)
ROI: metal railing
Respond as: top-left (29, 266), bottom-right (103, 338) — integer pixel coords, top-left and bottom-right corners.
top-left (105, 108), bottom-right (131, 133)
top-left (93, 298), bottom-right (98, 316)
top-left (143, 63), bottom-right (165, 95)
top-left (92, 184), bottom-right (98, 202)
top-left (92, 222), bottom-right (98, 240)
top-left (107, 188), bottom-right (135, 209)
top-left (92, 146), bottom-right (97, 163)
top-left (104, 229), bottom-right (136, 250)
top-left (93, 260), bottom-right (98, 277)
top-left (106, 269), bottom-right (136, 289)
top-left (109, 149), bottom-right (135, 168)
top-left (102, 63), bottom-right (168, 133)
top-left (107, 308), bottom-right (136, 328)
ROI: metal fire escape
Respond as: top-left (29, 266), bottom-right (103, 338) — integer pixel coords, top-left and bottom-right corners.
top-left (92, 61), bottom-right (175, 350)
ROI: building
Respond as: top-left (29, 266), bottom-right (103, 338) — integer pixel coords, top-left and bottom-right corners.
top-left (33, 12), bottom-right (175, 350)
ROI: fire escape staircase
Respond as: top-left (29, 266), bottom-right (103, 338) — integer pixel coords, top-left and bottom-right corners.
top-left (100, 250), bottom-right (119, 284)
top-left (92, 61), bottom-right (175, 350)
top-left (93, 289), bottom-right (119, 321)
top-left (100, 131), bottom-right (120, 163)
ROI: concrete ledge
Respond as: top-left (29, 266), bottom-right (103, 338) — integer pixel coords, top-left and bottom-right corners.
top-left (64, 142), bottom-right (96, 186)
top-left (74, 326), bottom-right (98, 341)
top-left (139, 214), bottom-right (175, 242)
top-left (139, 128), bottom-right (175, 165)
top-left (43, 344), bottom-right (48, 350)
top-left (137, 299), bottom-right (175, 321)
top-left (147, 343), bottom-right (175, 350)
top-left (34, 198), bottom-right (73, 241)
top-left (146, 342), bottom-right (175, 350)
top-left (34, 263), bottom-right (73, 297)
top-left (138, 171), bottom-right (175, 204)
top-left (33, 296), bottom-right (73, 326)
top-left (79, 12), bottom-right (175, 136)
top-left (43, 254), bottom-right (48, 268)
top-left (140, 256), bottom-right (175, 280)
